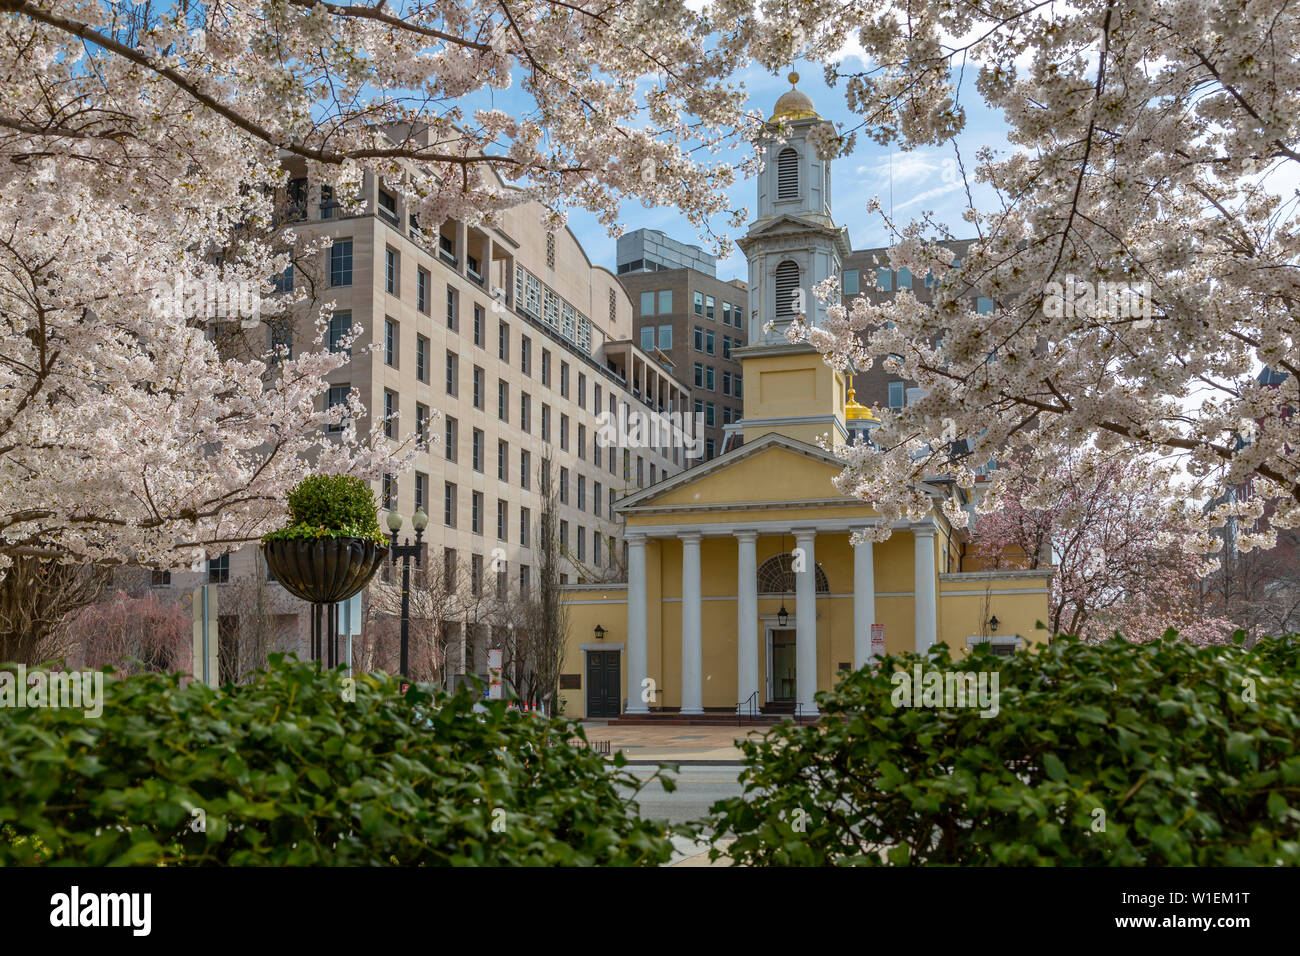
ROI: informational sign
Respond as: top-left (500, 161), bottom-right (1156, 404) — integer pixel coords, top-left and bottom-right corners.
top-left (487, 649), bottom-right (504, 700)
top-left (870, 624), bottom-right (886, 658)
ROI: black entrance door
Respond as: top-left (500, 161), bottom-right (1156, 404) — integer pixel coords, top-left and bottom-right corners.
top-left (586, 650), bottom-right (621, 717)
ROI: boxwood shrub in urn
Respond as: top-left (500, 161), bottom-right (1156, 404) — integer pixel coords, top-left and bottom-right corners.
top-left (262, 474), bottom-right (388, 604)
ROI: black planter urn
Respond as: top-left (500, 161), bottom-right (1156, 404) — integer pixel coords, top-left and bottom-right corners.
top-left (262, 537), bottom-right (388, 605)
top-left (263, 537), bottom-right (388, 668)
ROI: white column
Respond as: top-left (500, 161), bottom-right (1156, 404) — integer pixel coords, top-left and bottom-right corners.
top-left (853, 531), bottom-right (876, 669)
top-left (679, 533), bottom-right (704, 715)
top-left (794, 529), bottom-right (818, 716)
top-left (735, 531), bottom-right (759, 713)
top-left (913, 523), bottom-right (938, 653)
top-left (625, 534), bottom-right (649, 714)
top-left (455, 220), bottom-right (468, 275)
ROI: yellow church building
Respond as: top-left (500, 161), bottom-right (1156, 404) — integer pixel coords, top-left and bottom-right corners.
top-left (558, 78), bottom-right (1051, 720)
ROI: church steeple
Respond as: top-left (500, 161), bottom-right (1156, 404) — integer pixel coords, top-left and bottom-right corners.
top-left (731, 72), bottom-right (859, 450)
top-left (737, 73), bottom-right (851, 347)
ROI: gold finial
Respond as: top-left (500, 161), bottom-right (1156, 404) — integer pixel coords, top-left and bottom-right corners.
top-left (844, 382), bottom-right (879, 422)
top-left (788, 71), bottom-right (800, 87)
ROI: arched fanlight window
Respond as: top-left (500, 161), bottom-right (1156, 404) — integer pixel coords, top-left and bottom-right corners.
top-left (774, 260), bottom-right (801, 316)
top-left (757, 553), bottom-right (830, 594)
top-left (776, 147), bottom-right (799, 200)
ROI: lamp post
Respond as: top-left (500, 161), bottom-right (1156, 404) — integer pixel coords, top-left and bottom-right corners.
top-left (387, 506), bottom-right (428, 679)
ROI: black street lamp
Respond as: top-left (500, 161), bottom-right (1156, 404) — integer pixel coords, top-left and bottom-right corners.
top-left (386, 506), bottom-right (428, 678)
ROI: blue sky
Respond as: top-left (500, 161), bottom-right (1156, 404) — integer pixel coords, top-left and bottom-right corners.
top-left (561, 62), bottom-right (1015, 282)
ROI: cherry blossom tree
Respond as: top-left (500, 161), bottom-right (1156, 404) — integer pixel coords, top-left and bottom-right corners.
top-left (971, 447), bottom-right (1237, 644)
top-left (0, 0), bottom-right (809, 573)
top-left (792, 0), bottom-right (1300, 568)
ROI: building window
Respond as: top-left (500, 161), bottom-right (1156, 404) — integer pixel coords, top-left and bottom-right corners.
top-left (776, 147), bottom-right (799, 199)
top-left (382, 473), bottom-right (396, 510)
top-left (705, 402), bottom-right (716, 427)
top-left (497, 499), bottom-right (508, 541)
top-left (595, 481), bottom-right (603, 517)
top-left (560, 413), bottom-right (570, 451)
top-left (417, 267), bottom-right (430, 313)
top-left (541, 403), bottom-right (551, 442)
top-left (444, 482), bottom-right (457, 527)
top-left (384, 317), bottom-right (397, 367)
top-left (329, 239), bottom-right (352, 286)
top-left (383, 389), bottom-right (397, 439)
top-left (498, 439), bottom-right (508, 481)
top-left (447, 286), bottom-right (458, 331)
top-left (385, 246), bottom-right (398, 294)
top-left (520, 565), bottom-right (530, 594)
top-left (706, 366), bottom-right (715, 391)
top-left (776, 260), bottom-right (800, 316)
top-left (520, 449), bottom-right (531, 490)
top-left (520, 393), bottom-right (531, 433)
top-left (641, 327), bottom-right (655, 351)
top-left (416, 335), bottom-right (429, 382)
top-left (706, 295), bottom-right (715, 320)
top-left (541, 348), bottom-right (551, 387)
top-left (521, 335), bottom-right (532, 376)
top-left (694, 362), bottom-right (703, 387)
top-left (498, 321), bottom-right (509, 361)
top-left (444, 548), bottom-right (458, 592)
top-left (706, 330), bottom-right (715, 355)
top-left (658, 326), bottom-right (672, 350)
top-left (326, 384), bottom-right (350, 433)
top-left (417, 403), bottom-right (429, 445)
top-left (444, 415), bottom-right (457, 461)
top-left (473, 304), bottom-right (484, 347)
top-left (447, 351), bottom-right (462, 395)
top-left (843, 269), bottom-right (860, 296)
top-left (152, 569), bottom-right (171, 588)
top-left (471, 554), bottom-right (482, 595)
top-left (658, 290), bottom-right (672, 313)
top-left (735, 374), bottom-right (743, 398)
top-left (889, 381), bottom-right (905, 408)
top-left (877, 267), bottom-right (893, 292)
top-left (208, 554), bottom-right (230, 584)
top-left (378, 189), bottom-right (398, 225)
top-left (694, 291), bottom-right (703, 315)
top-left (520, 508), bottom-right (531, 548)
top-left (471, 491), bottom-right (483, 535)
top-left (640, 291), bottom-right (655, 315)
top-left (722, 336), bottom-right (732, 359)
top-left (578, 423), bottom-right (587, 460)
top-left (898, 267), bottom-right (913, 290)
top-left (414, 471), bottom-right (427, 514)
top-left (560, 361), bottom-right (570, 398)
top-left (723, 370), bottom-right (732, 395)
top-left (577, 475), bottom-right (586, 510)
top-left (559, 467), bottom-right (569, 504)
top-left (328, 311), bottom-right (352, 354)
top-left (694, 326), bottom-right (704, 352)
top-left (472, 428), bottom-right (484, 472)
top-left (977, 296), bottom-right (994, 314)
top-left (498, 379), bottom-right (509, 422)
top-left (577, 527), bottom-right (586, 562)
top-left (578, 372), bottom-right (586, 409)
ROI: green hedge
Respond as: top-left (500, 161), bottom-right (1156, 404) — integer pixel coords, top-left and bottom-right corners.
top-left (0, 656), bottom-right (672, 865)
top-left (707, 635), bottom-right (1300, 865)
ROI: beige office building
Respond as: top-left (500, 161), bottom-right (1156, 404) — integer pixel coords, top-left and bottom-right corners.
top-left (132, 162), bottom-right (695, 682)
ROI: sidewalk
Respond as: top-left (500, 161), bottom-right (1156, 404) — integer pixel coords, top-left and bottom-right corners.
top-left (578, 720), bottom-right (766, 763)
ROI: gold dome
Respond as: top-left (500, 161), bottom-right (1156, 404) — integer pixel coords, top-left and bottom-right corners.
top-left (845, 384), bottom-right (879, 422)
top-left (770, 72), bottom-right (819, 122)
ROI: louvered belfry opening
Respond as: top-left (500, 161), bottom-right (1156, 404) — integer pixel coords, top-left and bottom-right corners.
top-left (776, 147), bottom-right (799, 199)
top-left (775, 260), bottom-right (800, 316)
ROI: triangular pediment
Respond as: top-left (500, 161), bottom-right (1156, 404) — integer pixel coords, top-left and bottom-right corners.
top-left (617, 432), bottom-right (865, 513)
